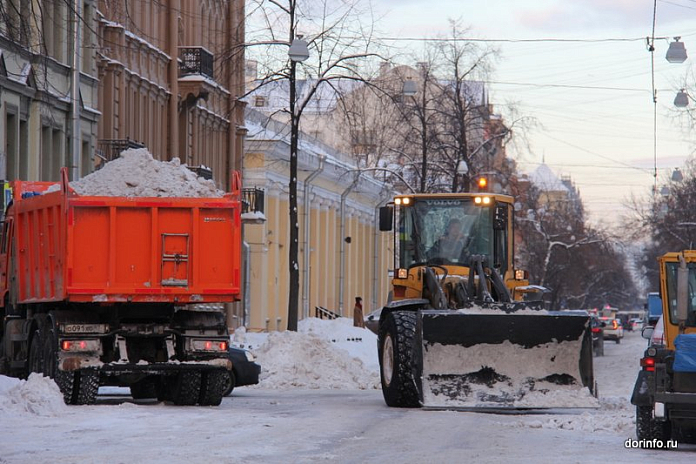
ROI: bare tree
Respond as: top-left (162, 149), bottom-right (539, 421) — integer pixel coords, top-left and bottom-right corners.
top-left (515, 180), bottom-right (637, 309)
top-left (245, 0), bottom-right (383, 330)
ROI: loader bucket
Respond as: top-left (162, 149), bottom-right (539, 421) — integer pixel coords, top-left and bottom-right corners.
top-left (416, 308), bottom-right (597, 409)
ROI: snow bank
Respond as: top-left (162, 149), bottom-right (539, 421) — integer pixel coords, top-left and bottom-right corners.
top-left (71, 148), bottom-right (224, 198)
top-left (254, 331), bottom-right (379, 390)
top-left (298, 317), bottom-right (379, 373)
top-left (235, 317), bottom-right (380, 390)
top-left (0, 374), bottom-right (68, 416)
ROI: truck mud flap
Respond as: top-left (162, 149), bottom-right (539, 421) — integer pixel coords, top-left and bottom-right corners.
top-left (416, 309), bottom-right (597, 409)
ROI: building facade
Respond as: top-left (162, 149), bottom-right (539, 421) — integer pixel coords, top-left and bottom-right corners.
top-left (243, 109), bottom-right (393, 331)
top-left (1, 0), bottom-right (100, 183)
top-left (96, 0), bottom-right (247, 189)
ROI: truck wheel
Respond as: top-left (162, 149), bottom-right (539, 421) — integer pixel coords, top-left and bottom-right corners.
top-left (199, 370), bottom-right (227, 406)
top-left (636, 406), bottom-right (672, 441)
top-left (222, 370), bottom-right (236, 397)
top-left (379, 311), bottom-right (419, 408)
top-left (43, 330), bottom-right (75, 405)
top-left (28, 330), bottom-right (43, 375)
top-left (636, 406), bottom-right (652, 440)
top-left (616, 338), bottom-right (621, 344)
top-left (74, 370), bottom-right (99, 405)
top-left (172, 371), bottom-right (201, 406)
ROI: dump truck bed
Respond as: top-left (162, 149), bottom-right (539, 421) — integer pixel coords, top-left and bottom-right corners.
top-left (7, 177), bottom-right (241, 304)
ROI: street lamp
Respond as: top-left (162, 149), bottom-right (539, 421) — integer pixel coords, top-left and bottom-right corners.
top-left (287, 34), bottom-right (310, 331)
top-left (672, 167), bottom-right (684, 182)
top-left (674, 89), bottom-right (690, 108)
top-left (288, 37), bottom-right (310, 62)
top-left (666, 37), bottom-right (688, 63)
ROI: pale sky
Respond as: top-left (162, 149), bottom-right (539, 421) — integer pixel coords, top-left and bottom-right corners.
top-left (371, 0), bottom-right (696, 228)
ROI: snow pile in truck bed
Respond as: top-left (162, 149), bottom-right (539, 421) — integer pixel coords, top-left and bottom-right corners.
top-left (250, 322), bottom-right (380, 390)
top-left (71, 148), bottom-right (224, 198)
top-left (0, 374), bottom-right (67, 416)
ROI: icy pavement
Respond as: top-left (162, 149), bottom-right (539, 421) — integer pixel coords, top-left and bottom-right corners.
top-left (1, 321), bottom-right (695, 463)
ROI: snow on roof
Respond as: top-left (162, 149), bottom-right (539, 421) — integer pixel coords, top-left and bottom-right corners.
top-left (529, 163), bottom-right (569, 193)
top-left (246, 78), bottom-right (371, 114)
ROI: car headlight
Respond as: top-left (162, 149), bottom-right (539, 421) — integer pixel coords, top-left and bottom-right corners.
top-left (244, 350), bottom-right (256, 362)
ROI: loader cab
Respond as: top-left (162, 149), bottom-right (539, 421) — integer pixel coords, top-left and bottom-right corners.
top-left (385, 194), bottom-right (513, 278)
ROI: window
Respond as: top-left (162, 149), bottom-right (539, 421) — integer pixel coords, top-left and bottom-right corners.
top-left (254, 96), bottom-right (266, 107)
top-left (5, 112), bottom-right (18, 180)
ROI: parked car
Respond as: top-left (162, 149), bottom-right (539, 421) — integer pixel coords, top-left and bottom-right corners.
top-left (364, 308), bottom-right (382, 335)
top-left (600, 316), bottom-right (624, 344)
top-left (223, 347), bottom-right (261, 396)
top-left (629, 318), bottom-right (643, 332)
top-left (590, 315), bottom-right (605, 356)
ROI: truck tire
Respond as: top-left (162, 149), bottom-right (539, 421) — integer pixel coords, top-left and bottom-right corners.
top-left (43, 330), bottom-right (75, 405)
top-left (28, 330), bottom-right (43, 375)
top-left (222, 369), bottom-right (236, 397)
top-left (199, 370), bottom-right (227, 406)
top-left (636, 406), bottom-right (672, 442)
top-left (74, 370), bottom-right (99, 405)
top-left (379, 311), bottom-right (420, 408)
top-left (616, 338), bottom-right (621, 344)
top-left (172, 371), bottom-right (201, 406)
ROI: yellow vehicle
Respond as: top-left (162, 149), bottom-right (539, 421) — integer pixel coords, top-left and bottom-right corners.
top-left (376, 190), bottom-right (595, 409)
top-left (631, 251), bottom-right (696, 443)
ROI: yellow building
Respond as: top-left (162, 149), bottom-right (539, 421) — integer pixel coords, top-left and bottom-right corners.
top-left (242, 110), bottom-right (393, 331)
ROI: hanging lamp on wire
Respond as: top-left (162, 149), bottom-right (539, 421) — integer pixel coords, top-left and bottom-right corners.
top-left (666, 37), bottom-right (688, 63)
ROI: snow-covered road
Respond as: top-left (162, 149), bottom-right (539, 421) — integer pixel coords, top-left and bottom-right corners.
top-left (1, 324), bottom-right (694, 463)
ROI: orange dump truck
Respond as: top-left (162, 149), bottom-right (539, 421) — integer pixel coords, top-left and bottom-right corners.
top-left (0, 169), bottom-right (242, 405)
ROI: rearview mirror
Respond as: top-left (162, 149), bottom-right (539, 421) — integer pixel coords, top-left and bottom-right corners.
top-left (641, 326), bottom-right (654, 340)
top-left (379, 206), bottom-right (393, 231)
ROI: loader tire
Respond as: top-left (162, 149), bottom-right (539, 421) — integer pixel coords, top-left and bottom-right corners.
top-left (379, 311), bottom-right (419, 408)
top-left (636, 406), bottom-right (672, 442)
top-left (172, 371), bottom-right (202, 406)
top-left (199, 370), bottom-right (227, 406)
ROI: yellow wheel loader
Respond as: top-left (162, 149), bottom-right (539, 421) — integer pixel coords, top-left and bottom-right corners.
top-left (376, 191), bottom-right (596, 409)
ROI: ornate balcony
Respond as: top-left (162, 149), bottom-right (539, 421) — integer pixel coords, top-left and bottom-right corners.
top-left (178, 47), bottom-right (214, 80)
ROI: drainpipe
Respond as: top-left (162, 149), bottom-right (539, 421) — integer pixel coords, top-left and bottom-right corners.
top-left (371, 194), bottom-right (392, 312)
top-left (302, 155), bottom-right (325, 319)
top-left (69, 0), bottom-right (82, 179)
top-left (242, 241), bottom-right (251, 327)
top-left (338, 173), bottom-right (361, 316)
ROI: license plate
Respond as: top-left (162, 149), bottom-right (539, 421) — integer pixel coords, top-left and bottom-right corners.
top-left (61, 324), bottom-right (108, 334)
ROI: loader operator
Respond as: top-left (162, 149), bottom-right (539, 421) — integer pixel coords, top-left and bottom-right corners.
top-left (428, 218), bottom-right (469, 263)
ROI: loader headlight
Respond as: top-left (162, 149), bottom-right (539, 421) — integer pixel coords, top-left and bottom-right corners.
top-left (395, 198), bottom-right (402, 205)
top-left (397, 268), bottom-right (408, 279)
top-left (474, 196), bottom-right (491, 205)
